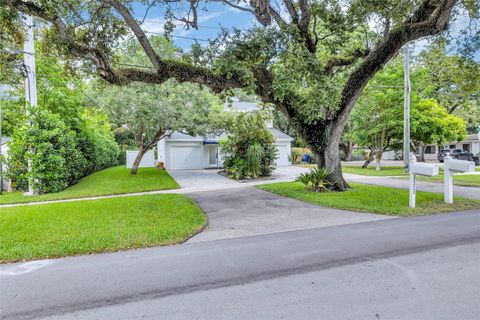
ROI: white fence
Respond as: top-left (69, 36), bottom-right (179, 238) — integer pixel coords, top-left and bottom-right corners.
top-left (126, 150), bottom-right (156, 169)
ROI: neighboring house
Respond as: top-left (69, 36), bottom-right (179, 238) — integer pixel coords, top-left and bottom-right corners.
top-left (382, 133), bottom-right (480, 161)
top-left (156, 101), bottom-right (294, 170)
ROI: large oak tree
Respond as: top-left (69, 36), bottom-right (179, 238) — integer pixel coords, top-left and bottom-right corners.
top-left (1, 0), bottom-right (476, 190)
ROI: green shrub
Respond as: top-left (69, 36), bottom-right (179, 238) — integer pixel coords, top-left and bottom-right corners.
top-left (7, 107), bottom-right (87, 193)
top-left (296, 168), bottom-right (333, 192)
top-left (6, 107), bottom-right (119, 194)
top-left (220, 112), bottom-right (277, 180)
top-left (290, 149), bottom-right (302, 164)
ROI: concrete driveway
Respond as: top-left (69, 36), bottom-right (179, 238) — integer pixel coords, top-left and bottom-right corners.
top-left (168, 166), bottom-right (310, 189)
top-left (187, 187), bottom-right (392, 242)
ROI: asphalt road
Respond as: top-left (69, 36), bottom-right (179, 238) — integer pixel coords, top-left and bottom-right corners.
top-left (1, 210), bottom-right (479, 320)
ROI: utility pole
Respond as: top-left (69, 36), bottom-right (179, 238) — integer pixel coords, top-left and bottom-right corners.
top-left (23, 15), bottom-right (37, 196)
top-left (403, 43), bottom-right (411, 173)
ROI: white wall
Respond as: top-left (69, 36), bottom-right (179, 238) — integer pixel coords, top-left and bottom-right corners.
top-left (126, 150), bottom-right (156, 169)
top-left (275, 141), bottom-right (291, 167)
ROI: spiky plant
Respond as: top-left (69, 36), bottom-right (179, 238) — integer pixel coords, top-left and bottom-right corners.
top-left (296, 168), bottom-right (333, 192)
top-left (246, 142), bottom-right (263, 179)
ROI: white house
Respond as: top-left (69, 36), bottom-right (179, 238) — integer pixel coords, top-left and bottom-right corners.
top-left (423, 133), bottom-right (480, 161)
top-left (157, 127), bottom-right (293, 170)
top-left (382, 133), bottom-right (480, 161)
top-left (156, 101), bottom-right (294, 170)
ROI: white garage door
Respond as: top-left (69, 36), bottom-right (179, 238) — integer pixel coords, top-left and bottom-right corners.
top-left (275, 144), bottom-right (289, 167)
top-left (169, 145), bottom-right (203, 170)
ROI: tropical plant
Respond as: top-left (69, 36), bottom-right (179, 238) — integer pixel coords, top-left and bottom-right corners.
top-left (220, 112), bottom-right (277, 180)
top-left (290, 149), bottom-right (302, 164)
top-left (246, 143), bottom-right (263, 179)
top-left (296, 168), bottom-right (334, 192)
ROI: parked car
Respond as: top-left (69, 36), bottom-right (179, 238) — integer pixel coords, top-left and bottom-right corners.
top-left (438, 149), bottom-right (474, 162)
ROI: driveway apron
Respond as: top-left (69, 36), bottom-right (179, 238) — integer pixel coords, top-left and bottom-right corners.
top-left (186, 187), bottom-right (392, 242)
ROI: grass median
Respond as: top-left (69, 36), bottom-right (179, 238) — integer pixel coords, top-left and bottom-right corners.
top-left (0, 166), bottom-right (179, 205)
top-left (0, 194), bottom-right (205, 263)
top-left (257, 182), bottom-right (480, 216)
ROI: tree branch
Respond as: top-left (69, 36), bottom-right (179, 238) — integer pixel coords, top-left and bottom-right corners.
top-left (331, 0), bottom-right (457, 131)
top-left (103, 0), bottom-right (163, 71)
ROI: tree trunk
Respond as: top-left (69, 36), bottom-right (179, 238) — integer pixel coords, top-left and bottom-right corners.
top-left (308, 128), bottom-right (349, 191)
top-left (375, 150), bottom-right (383, 171)
top-left (362, 149), bottom-right (374, 168)
top-left (417, 142), bottom-right (425, 162)
top-left (344, 141), bottom-right (353, 162)
top-left (131, 147), bottom-right (146, 174)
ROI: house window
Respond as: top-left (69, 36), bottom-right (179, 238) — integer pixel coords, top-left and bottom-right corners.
top-left (463, 144), bottom-right (471, 152)
top-left (425, 145), bottom-right (436, 154)
top-left (449, 144), bottom-right (456, 149)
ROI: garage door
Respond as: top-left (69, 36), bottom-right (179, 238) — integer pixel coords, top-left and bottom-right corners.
top-left (275, 144), bottom-right (289, 167)
top-left (169, 145), bottom-right (202, 170)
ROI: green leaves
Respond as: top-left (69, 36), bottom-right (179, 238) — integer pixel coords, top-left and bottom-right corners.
top-left (296, 168), bottom-right (333, 192)
top-left (220, 111), bottom-right (277, 180)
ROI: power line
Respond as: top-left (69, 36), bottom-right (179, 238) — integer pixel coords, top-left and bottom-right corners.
top-left (144, 31), bottom-right (210, 42)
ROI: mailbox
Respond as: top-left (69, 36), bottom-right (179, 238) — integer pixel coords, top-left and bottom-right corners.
top-left (410, 163), bottom-right (439, 177)
top-left (444, 159), bottom-right (475, 173)
top-left (443, 157), bottom-right (475, 204)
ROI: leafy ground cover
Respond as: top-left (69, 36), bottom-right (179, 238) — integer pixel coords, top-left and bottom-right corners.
top-left (257, 182), bottom-right (480, 216)
top-left (0, 194), bottom-right (205, 262)
top-left (0, 166), bottom-right (179, 205)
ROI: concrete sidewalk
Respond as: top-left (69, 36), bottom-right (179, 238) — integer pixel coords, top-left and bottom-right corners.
top-left (345, 173), bottom-right (480, 200)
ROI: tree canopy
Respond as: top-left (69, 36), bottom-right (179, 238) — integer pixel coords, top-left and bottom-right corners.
top-left (1, 0), bottom-right (477, 190)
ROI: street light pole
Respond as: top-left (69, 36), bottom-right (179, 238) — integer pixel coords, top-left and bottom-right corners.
top-left (403, 43), bottom-right (411, 173)
top-left (23, 14), bottom-right (37, 196)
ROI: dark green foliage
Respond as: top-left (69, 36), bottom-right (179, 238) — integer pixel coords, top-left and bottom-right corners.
top-left (220, 112), bottom-right (278, 180)
top-left (296, 168), bottom-right (333, 192)
top-left (7, 107), bottom-right (87, 193)
top-left (6, 107), bottom-right (119, 194)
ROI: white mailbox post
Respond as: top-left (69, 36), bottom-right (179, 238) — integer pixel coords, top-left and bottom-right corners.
top-left (409, 158), bottom-right (439, 208)
top-left (443, 156), bottom-right (475, 204)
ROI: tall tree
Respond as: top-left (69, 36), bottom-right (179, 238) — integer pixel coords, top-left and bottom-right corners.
top-left (350, 59), bottom-right (467, 168)
top-left (1, 0), bottom-right (475, 190)
top-left (416, 39), bottom-right (480, 132)
top-left (96, 80), bottom-right (225, 174)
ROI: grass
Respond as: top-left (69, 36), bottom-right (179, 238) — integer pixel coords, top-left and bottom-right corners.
top-left (0, 166), bottom-right (179, 205)
top-left (299, 164), bottom-right (408, 176)
top-left (342, 165), bottom-right (407, 176)
top-left (0, 194), bottom-right (206, 263)
top-left (257, 182), bottom-right (480, 216)
top-left (413, 173), bottom-right (480, 187)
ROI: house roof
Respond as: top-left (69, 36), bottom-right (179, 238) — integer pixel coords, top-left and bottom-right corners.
top-left (466, 134), bottom-right (480, 142)
top-left (269, 128), bottom-right (294, 141)
top-left (167, 128), bottom-right (293, 142)
top-left (224, 101), bottom-right (259, 112)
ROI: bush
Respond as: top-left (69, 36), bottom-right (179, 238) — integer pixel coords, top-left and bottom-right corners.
top-left (76, 109), bottom-right (119, 174)
top-left (7, 108), bottom-right (87, 193)
top-left (296, 168), bottom-right (333, 192)
top-left (7, 107), bottom-right (119, 194)
top-left (220, 112), bottom-right (278, 180)
top-left (290, 149), bottom-right (302, 164)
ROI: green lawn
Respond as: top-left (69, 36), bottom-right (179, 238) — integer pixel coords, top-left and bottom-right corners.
top-left (413, 173), bottom-right (480, 187)
top-left (299, 164), bottom-right (408, 176)
top-left (0, 166), bottom-right (179, 205)
top-left (342, 165), bottom-right (407, 176)
top-left (0, 194), bottom-right (205, 263)
top-left (257, 182), bottom-right (480, 216)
